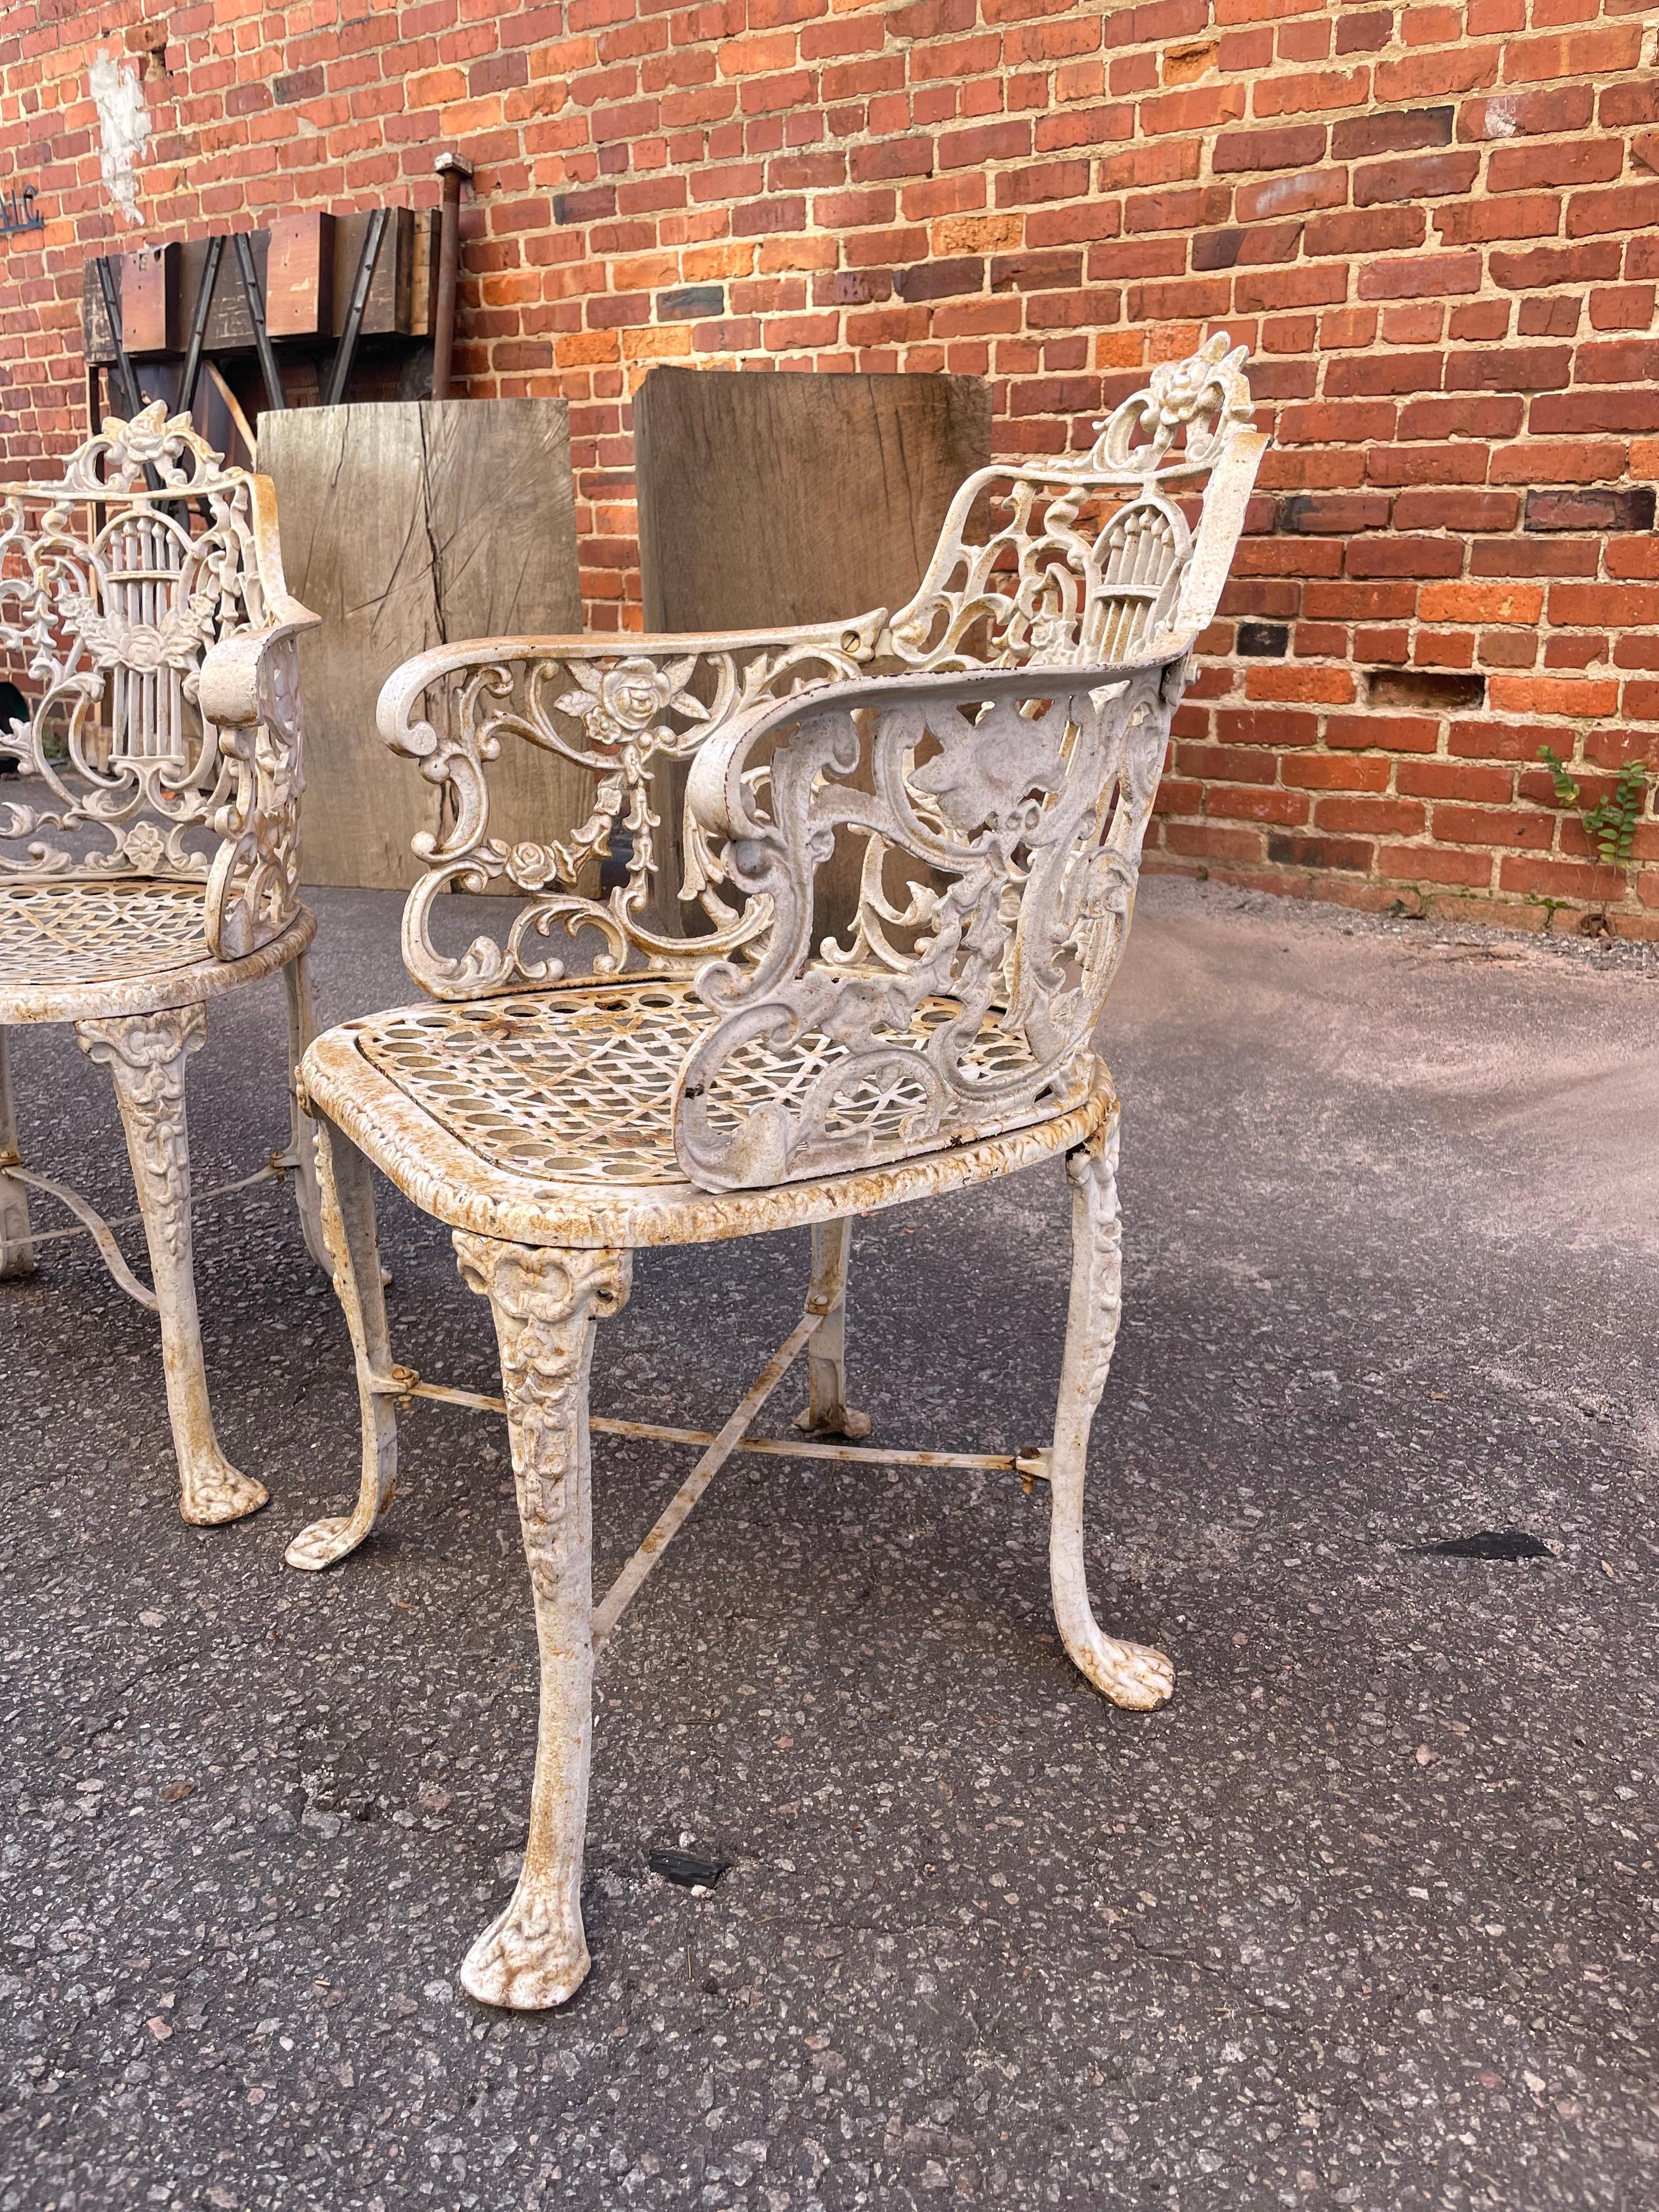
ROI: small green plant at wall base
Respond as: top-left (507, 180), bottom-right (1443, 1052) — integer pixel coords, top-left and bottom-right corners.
top-left (1537, 746), bottom-right (1650, 869)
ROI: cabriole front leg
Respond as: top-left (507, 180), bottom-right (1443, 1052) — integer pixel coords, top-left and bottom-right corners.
top-left (1048, 1116), bottom-right (1173, 1712)
top-left (285, 1115), bottom-right (399, 1572)
top-left (0, 1029), bottom-right (34, 1280)
top-left (792, 1216), bottom-right (870, 1439)
top-left (453, 1233), bottom-right (633, 2010)
top-left (76, 1006), bottom-right (267, 1526)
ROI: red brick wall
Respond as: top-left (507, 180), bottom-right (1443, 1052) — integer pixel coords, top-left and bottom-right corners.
top-left (4, 0), bottom-right (1658, 931)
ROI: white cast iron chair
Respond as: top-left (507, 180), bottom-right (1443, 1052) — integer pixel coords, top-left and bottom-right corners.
top-left (289, 336), bottom-right (1268, 2005)
top-left (0, 404), bottom-right (324, 1524)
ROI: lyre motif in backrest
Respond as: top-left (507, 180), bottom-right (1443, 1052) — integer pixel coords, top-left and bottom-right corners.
top-left (0, 404), bottom-right (306, 956)
top-left (886, 331), bottom-right (1254, 674)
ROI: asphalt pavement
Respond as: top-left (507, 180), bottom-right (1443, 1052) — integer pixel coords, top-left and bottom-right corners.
top-left (1, 877), bottom-right (1655, 2212)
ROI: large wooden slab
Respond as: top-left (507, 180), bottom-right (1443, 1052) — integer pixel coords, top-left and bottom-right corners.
top-left (634, 367), bottom-right (991, 632)
top-left (635, 368), bottom-right (991, 935)
top-left (259, 399), bottom-right (583, 889)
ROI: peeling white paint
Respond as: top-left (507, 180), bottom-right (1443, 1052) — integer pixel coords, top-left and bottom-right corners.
top-left (90, 50), bottom-right (149, 226)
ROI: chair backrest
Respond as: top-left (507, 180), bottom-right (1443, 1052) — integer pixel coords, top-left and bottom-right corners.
top-left (660, 337), bottom-right (1271, 1190)
top-left (0, 403), bottom-right (311, 956)
top-left (379, 332), bottom-right (1265, 1005)
top-left (884, 331), bottom-right (1262, 675)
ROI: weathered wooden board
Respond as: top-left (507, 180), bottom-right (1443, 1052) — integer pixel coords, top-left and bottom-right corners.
top-left (635, 367), bottom-right (991, 934)
top-left (258, 399), bottom-right (583, 889)
top-left (266, 211), bottom-right (335, 338)
top-left (634, 367), bottom-right (991, 632)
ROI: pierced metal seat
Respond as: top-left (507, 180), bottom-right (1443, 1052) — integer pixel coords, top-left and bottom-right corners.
top-left (291, 337), bottom-right (1269, 2008)
top-left (307, 973), bottom-right (1072, 1213)
top-left (0, 406), bottom-right (324, 1525)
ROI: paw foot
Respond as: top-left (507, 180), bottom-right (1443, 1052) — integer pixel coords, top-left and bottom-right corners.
top-left (460, 1906), bottom-right (589, 2011)
top-left (792, 1405), bottom-right (872, 1441)
top-left (180, 1461), bottom-right (269, 1527)
top-left (284, 1511), bottom-right (374, 1572)
top-left (1076, 1635), bottom-right (1175, 1712)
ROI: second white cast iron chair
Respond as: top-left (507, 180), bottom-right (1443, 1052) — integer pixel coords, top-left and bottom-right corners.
top-left (0, 406), bottom-right (324, 1524)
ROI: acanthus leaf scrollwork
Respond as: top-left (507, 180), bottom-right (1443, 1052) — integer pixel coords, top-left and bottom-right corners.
top-left (670, 663), bottom-right (1177, 1192)
top-left (380, 336), bottom-right (1265, 1008)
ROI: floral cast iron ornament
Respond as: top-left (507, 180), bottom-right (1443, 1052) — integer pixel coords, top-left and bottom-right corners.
top-left (0, 402), bottom-right (315, 961)
top-left (284, 337), bottom-right (1268, 2012)
top-left (377, 333), bottom-right (1263, 1004)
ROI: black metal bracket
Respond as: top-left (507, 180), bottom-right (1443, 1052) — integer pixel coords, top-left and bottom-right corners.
top-left (91, 258), bottom-right (145, 421)
top-left (179, 232), bottom-right (224, 422)
top-left (231, 231), bottom-right (286, 414)
top-left (322, 205), bottom-right (389, 410)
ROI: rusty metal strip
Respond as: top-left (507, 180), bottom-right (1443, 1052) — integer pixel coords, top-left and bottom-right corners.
top-left (365, 1371), bottom-right (1050, 1480)
top-left (8, 1166), bottom-right (159, 1310)
top-left (597, 1417), bottom-right (1048, 1480)
top-left (591, 1313), bottom-right (817, 1650)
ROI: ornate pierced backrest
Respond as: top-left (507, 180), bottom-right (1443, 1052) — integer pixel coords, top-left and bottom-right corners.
top-left (885, 333), bottom-right (1260, 672)
top-left (0, 404), bottom-right (315, 959)
top-left (670, 660), bottom-right (1180, 1190)
top-left (379, 332), bottom-right (1264, 1004)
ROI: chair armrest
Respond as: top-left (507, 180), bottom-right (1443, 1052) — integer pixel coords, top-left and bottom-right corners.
top-left (195, 606), bottom-right (320, 731)
top-left (375, 612), bottom-right (887, 999)
top-left (196, 469), bottom-right (322, 730)
top-left (198, 586), bottom-right (322, 961)
top-left (1168, 426), bottom-right (1269, 642)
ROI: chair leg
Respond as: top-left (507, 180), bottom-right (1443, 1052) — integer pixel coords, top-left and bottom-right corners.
top-left (452, 1233), bottom-right (633, 2010)
top-left (283, 951), bottom-right (330, 1274)
top-left (0, 1028), bottom-right (35, 1280)
top-left (76, 1006), bottom-right (267, 1526)
top-left (284, 1117), bottom-right (400, 1572)
top-left (792, 1216), bottom-right (870, 1439)
top-left (1047, 1115), bottom-right (1173, 1712)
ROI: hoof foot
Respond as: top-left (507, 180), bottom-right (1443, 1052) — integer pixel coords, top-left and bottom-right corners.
top-left (793, 1405), bottom-right (872, 1441)
top-left (460, 1908), bottom-right (589, 2011)
top-left (1078, 1636), bottom-right (1175, 1712)
top-left (283, 1512), bottom-right (374, 1572)
top-left (180, 1464), bottom-right (268, 1526)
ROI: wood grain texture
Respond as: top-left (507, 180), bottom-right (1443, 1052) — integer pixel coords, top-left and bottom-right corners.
top-left (258, 399), bottom-right (583, 889)
top-left (635, 367), bottom-right (991, 633)
top-left (635, 367), bottom-right (990, 934)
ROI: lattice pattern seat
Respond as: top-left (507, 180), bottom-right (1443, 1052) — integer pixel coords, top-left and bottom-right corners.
top-left (0, 881), bottom-right (212, 989)
top-left (352, 979), bottom-right (1058, 1188)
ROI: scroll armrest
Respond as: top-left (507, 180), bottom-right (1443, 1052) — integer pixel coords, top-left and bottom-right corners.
top-left (375, 611), bottom-right (889, 1000)
top-left (1170, 426), bottom-right (1269, 642)
top-left (198, 469), bottom-right (322, 731)
top-left (374, 611), bottom-right (886, 763)
top-left (196, 604), bottom-right (320, 731)
top-left (685, 655), bottom-right (1180, 843)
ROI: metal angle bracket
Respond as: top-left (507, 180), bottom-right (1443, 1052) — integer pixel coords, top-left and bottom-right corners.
top-left (322, 206), bottom-right (390, 409)
top-left (231, 231), bottom-right (286, 414)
